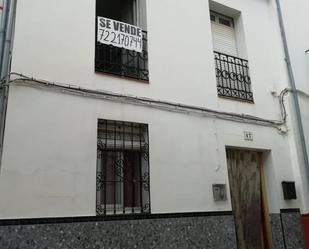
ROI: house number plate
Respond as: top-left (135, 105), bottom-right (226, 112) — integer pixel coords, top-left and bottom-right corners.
top-left (244, 131), bottom-right (253, 141)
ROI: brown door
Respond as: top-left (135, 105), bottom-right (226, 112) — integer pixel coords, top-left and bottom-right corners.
top-left (226, 149), bottom-right (273, 249)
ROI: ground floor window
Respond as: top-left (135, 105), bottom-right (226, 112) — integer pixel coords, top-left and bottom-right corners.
top-left (96, 119), bottom-right (150, 215)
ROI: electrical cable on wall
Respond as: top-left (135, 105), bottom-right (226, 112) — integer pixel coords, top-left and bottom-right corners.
top-left (1, 72), bottom-right (291, 133)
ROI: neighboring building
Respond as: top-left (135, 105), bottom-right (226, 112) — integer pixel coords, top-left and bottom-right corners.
top-left (278, 0), bottom-right (309, 247)
top-left (0, 0), bottom-right (307, 248)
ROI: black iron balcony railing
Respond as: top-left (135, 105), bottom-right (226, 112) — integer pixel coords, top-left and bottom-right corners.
top-left (95, 31), bottom-right (149, 82)
top-left (214, 51), bottom-right (253, 102)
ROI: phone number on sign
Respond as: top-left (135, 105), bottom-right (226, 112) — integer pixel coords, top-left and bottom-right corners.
top-left (98, 28), bottom-right (143, 51)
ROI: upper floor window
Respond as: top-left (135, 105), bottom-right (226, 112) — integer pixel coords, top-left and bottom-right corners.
top-left (210, 10), bottom-right (253, 102)
top-left (95, 0), bottom-right (149, 82)
top-left (211, 11), bottom-right (237, 56)
top-left (96, 119), bottom-right (150, 215)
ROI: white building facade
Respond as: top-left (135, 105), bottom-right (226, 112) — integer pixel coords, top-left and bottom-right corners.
top-left (0, 0), bottom-right (307, 248)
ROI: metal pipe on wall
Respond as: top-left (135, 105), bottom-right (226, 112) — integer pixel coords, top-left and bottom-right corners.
top-left (0, 0), bottom-right (9, 68)
top-left (0, 0), bottom-right (16, 78)
top-left (0, 0), bottom-right (17, 168)
top-left (275, 0), bottom-right (309, 195)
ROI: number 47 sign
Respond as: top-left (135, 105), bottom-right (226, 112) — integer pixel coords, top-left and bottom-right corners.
top-left (97, 16), bottom-right (143, 53)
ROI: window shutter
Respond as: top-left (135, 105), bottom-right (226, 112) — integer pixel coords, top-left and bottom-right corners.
top-left (211, 15), bottom-right (238, 56)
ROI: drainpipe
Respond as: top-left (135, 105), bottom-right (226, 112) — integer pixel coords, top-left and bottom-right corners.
top-left (0, 0), bottom-right (16, 77)
top-left (0, 0), bottom-right (17, 168)
top-left (0, 0), bottom-right (8, 64)
top-left (275, 0), bottom-right (309, 199)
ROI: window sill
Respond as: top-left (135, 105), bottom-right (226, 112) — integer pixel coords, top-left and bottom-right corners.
top-left (218, 95), bottom-right (255, 104)
top-left (95, 70), bottom-right (149, 84)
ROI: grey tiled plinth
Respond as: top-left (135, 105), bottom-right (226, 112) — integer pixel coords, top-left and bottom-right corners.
top-left (270, 214), bottom-right (285, 249)
top-left (270, 211), bottom-right (305, 249)
top-left (0, 215), bottom-right (237, 249)
top-left (281, 211), bottom-right (305, 249)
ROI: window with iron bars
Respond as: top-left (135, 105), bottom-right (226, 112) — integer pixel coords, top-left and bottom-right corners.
top-left (95, 0), bottom-right (149, 82)
top-left (96, 119), bottom-right (150, 215)
top-left (210, 11), bottom-right (253, 102)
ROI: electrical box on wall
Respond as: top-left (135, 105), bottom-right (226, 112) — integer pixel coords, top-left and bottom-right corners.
top-left (282, 181), bottom-right (297, 200)
top-left (212, 184), bottom-right (227, 201)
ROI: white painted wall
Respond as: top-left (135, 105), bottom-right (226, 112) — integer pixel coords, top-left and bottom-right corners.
top-left (0, 85), bottom-right (300, 218)
top-left (0, 0), bottom-right (306, 218)
top-left (11, 0), bottom-right (288, 117)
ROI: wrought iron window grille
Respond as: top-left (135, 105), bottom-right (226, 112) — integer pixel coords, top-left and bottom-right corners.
top-left (214, 51), bottom-right (254, 102)
top-left (96, 119), bottom-right (150, 216)
top-left (95, 31), bottom-right (149, 82)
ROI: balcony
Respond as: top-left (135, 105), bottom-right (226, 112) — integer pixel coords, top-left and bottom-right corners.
top-left (95, 31), bottom-right (149, 82)
top-left (214, 51), bottom-right (253, 102)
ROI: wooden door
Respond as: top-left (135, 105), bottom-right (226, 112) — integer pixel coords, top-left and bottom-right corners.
top-left (226, 149), bottom-right (272, 249)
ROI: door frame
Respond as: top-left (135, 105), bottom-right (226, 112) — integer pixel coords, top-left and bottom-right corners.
top-left (226, 148), bottom-right (274, 249)
top-left (259, 152), bottom-right (274, 249)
